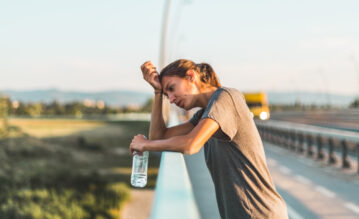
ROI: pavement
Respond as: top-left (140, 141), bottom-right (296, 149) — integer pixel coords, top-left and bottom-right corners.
top-left (183, 142), bottom-right (359, 219)
top-left (121, 189), bottom-right (155, 219)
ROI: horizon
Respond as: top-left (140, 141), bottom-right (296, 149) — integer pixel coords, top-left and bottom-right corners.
top-left (1, 87), bottom-right (358, 97)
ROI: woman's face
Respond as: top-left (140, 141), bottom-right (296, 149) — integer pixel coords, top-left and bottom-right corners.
top-left (161, 75), bottom-right (198, 110)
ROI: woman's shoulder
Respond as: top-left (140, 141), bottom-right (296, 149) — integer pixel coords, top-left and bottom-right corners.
top-left (218, 87), bottom-right (245, 99)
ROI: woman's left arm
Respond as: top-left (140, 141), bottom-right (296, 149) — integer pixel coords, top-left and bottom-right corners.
top-left (130, 118), bottom-right (219, 155)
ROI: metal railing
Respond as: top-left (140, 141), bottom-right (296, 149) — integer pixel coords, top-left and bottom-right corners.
top-left (151, 111), bottom-right (200, 219)
top-left (256, 120), bottom-right (359, 174)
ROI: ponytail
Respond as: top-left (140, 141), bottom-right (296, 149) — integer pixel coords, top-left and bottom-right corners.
top-left (196, 63), bottom-right (221, 88)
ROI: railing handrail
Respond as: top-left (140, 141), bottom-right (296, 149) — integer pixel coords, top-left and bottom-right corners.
top-left (151, 110), bottom-right (200, 219)
top-left (257, 119), bottom-right (359, 173)
top-left (257, 120), bottom-right (359, 143)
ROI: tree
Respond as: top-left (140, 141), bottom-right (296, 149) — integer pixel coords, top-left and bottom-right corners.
top-left (0, 94), bottom-right (9, 135)
top-left (141, 98), bottom-right (153, 112)
top-left (350, 98), bottom-right (359, 108)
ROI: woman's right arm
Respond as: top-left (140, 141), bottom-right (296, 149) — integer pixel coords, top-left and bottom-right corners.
top-left (148, 91), bottom-right (167, 140)
top-left (141, 61), bottom-right (194, 140)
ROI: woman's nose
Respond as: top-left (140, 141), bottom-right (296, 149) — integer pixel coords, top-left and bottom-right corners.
top-left (168, 94), bottom-right (176, 104)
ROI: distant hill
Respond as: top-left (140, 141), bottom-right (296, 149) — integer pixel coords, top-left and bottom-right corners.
top-left (267, 91), bottom-right (357, 106)
top-left (1, 89), bottom-right (357, 107)
top-left (1, 89), bottom-right (152, 107)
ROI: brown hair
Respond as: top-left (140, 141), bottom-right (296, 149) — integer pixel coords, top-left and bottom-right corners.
top-left (159, 59), bottom-right (221, 88)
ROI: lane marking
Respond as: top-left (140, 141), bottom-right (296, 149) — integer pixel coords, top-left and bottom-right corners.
top-left (278, 166), bottom-right (292, 174)
top-left (315, 186), bottom-right (336, 198)
top-left (344, 202), bottom-right (359, 215)
top-left (286, 204), bottom-right (304, 219)
top-left (267, 158), bottom-right (278, 166)
top-left (294, 175), bottom-right (311, 185)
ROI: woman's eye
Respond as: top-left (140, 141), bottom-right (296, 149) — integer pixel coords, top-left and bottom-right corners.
top-left (169, 85), bottom-right (174, 92)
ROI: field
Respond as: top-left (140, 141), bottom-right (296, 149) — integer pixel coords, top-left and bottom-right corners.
top-left (0, 118), bottom-right (160, 219)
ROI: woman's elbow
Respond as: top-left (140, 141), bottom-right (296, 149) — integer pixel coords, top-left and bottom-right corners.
top-left (150, 129), bottom-right (166, 140)
top-left (182, 143), bottom-right (201, 155)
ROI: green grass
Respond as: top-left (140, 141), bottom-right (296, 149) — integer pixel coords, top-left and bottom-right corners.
top-left (0, 118), bottom-right (160, 219)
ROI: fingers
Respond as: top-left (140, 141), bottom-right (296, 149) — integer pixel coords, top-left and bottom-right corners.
top-left (129, 134), bottom-right (146, 155)
top-left (141, 61), bottom-right (154, 70)
top-left (141, 61), bottom-right (157, 74)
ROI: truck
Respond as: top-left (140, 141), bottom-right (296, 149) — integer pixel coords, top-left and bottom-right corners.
top-left (243, 92), bottom-right (270, 120)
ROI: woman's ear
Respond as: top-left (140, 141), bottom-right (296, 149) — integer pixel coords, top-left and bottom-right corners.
top-left (186, 70), bottom-right (195, 82)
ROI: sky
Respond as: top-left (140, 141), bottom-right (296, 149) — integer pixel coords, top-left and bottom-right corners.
top-left (1, 0), bottom-right (359, 95)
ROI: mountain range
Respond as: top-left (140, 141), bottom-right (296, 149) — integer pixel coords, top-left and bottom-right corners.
top-left (0, 89), bottom-right (357, 107)
top-left (0, 89), bottom-right (151, 107)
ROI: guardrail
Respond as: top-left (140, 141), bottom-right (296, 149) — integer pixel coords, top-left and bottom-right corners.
top-left (256, 120), bottom-right (359, 174)
top-left (151, 111), bottom-right (200, 219)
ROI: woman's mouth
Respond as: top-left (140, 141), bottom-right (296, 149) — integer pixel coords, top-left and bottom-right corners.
top-left (176, 100), bottom-right (184, 108)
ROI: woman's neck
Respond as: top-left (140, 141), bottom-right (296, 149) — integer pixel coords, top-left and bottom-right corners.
top-left (197, 86), bottom-right (219, 108)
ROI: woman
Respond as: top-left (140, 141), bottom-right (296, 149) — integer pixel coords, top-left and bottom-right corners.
top-left (130, 59), bottom-right (288, 219)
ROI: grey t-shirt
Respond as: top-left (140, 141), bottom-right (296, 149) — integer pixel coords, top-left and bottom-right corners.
top-left (190, 87), bottom-right (288, 219)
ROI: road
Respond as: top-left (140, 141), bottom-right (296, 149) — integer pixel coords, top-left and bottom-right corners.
top-left (270, 109), bottom-right (359, 132)
top-left (184, 141), bottom-right (359, 219)
top-left (266, 142), bottom-right (359, 219)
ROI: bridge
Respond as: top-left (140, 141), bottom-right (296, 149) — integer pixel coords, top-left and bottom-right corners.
top-left (151, 110), bottom-right (359, 219)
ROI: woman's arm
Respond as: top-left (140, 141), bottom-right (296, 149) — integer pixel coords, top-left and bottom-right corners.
top-left (142, 61), bottom-right (194, 140)
top-left (130, 118), bottom-right (219, 155)
top-left (148, 91), bottom-right (167, 140)
top-left (140, 61), bottom-right (167, 140)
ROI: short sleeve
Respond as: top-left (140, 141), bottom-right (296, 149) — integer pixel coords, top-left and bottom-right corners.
top-left (189, 108), bottom-right (204, 126)
top-left (201, 89), bottom-right (238, 140)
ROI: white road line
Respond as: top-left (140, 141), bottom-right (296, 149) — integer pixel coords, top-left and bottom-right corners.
top-left (344, 202), bottom-right (359, 215)
top-left (294, 175), bottom-right (311, 185)
top-left (287, 204), bottom-right (304, 219)
top-left (278, 166), bottom-right (292, 174)
top-left (267, 158), bottom-right (278, 166)
top-left (315, 186), bottom-right (336, 198)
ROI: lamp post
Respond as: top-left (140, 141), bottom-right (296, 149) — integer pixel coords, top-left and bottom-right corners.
top-left (158, 0), bottom-right (172, 123)
top-left (159, 0), bottom-right (172, 69)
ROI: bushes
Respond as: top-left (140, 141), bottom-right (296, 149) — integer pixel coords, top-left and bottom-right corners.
top-left (1, 189), bottom-right (87, 219)
top-left (0, 135), bottom-right (131, 219)
top-left (0, 174), bottom-right (130, 219)
top-left (0, 183), bottom-right (129, 219)
top-left (0, 119), bottom-right (157, 219)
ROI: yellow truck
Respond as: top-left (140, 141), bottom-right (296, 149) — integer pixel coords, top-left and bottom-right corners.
top-left (243, 92), bottom-right (270, 120)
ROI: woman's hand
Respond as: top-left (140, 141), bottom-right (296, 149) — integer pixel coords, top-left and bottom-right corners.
top-left (130, 134), bottom-right (148, 155)
top-left (141, 61), bottom-right (162, 92)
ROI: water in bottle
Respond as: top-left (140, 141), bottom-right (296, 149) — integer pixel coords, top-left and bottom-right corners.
top-left (131, 151), bottom-right (149, 187)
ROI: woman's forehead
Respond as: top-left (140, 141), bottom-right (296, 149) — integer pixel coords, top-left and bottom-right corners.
top-left (161, 76), bottom-right (182, 88)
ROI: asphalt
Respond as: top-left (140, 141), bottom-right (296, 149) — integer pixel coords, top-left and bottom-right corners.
top-left (183, 142), bottom-right (359, 219)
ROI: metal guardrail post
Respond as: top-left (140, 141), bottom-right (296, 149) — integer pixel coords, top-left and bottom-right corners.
top-left (328, 138), bottom-right (337, 164)
top-left (272, 128), bottom-right (277, 145)
top-left (298, 133), bottom-right (305, 153)
top-left (290, 132), bottom-right (296, 151)
top-left (279, 130), bottom-right (285, 147)
top-left (316, 135), bottom-right (325, 160)
top-left (341, 140), bottom-right (351, 168)
top-left (274, 129), bottom-right (281, 145)
top-left (257, 120), bottom-right (359, 174)
top-left (285, 132), bottom-right (291, 149)
top-left (307, 135), bottom-right (314, 157)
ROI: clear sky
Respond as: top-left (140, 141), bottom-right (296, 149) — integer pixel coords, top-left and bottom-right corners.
top-left (1, 0), bottom-right (359, 95)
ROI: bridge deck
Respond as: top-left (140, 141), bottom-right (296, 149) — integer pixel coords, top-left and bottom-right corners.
top-left (183, 143), bottom-right (359, 219)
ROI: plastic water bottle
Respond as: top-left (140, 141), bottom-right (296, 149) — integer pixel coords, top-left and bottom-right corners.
top-left (131, 150), bottom-right (149, 187)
